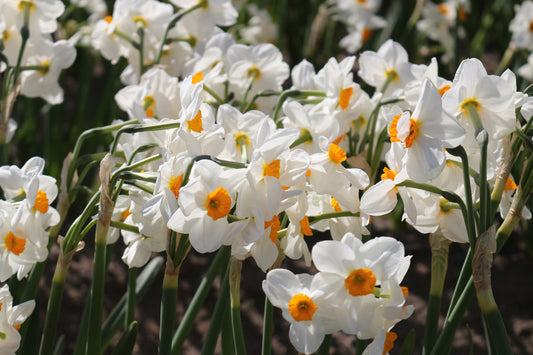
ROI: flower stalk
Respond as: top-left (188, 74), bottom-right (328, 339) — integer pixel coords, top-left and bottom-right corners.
top-left (229, 256), bottom-right (246, 355)
top-left (423, 233), bottom-right (450, 355)
top-left (87, 154), bottom-right (115, 355)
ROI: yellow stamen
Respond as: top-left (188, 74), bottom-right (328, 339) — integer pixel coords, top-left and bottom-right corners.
top-left (132, 15), bottom-right (148, 28)
top-left (305, 169), bottom-right (311, 178)
top-left (192, 71), bottom-right (204, 84)
top-left (404, 119), bottom-right (418, 148)
top-left (288, 293), bottom-right (317, 322)
top-left (385, 69), bottom-right (399, 82)
top-left (2, 30), bottom-right (10, 41)
top-left (439, 198), bottom-right (453, 214)
top-left (168, 174), bottom-right (184, 198)
top-left (263, 159), bottom-right (281, 179)
top-left (344, 268), bottom-right (376, 296)
top-left (299, 216), bottom-right (313, 236)
top-left (389, 114), bottom-right (402, 142)
top-left (198, 0), bottom-right (208, 9)
top-left (188, 111), bottom-right (203, 133)
top-left (235, 133), bottom-right (250, 148)
top-left (104, 15), bottom-right (113, 24)
top-left (264, 215), bottom-right (281, 243)
top-left (338, 87), bottom-right (354, 110)
top-left (460, 98), bottom-right (481, 114)
top-left (38, 60), bottom-right (50, 76)
top-left (205, 187), bottom-right (231, 221)
top-left (331, 197), bottom-right (342, 212)
top-left (14, 324), bottom-right (21, 331)
top-left (328, 144), bottom-right (347, 164)
top-left (380, 167), bottom-right (397, 181)
top-left (438, 84), bottom-right (451, 97)
top-left (504, 177), bottom-right (517, 191)
top-left (4, 232), bottom-right (26, 256)
top-left (247, 66), bottom-right (262, 80)
top-left (34, 190), bottom-right (49, 214)
top-left (120, 207), bottom-right (131, 222)
top-left (383, 332), bottom-right (398, 355)
top-left (18, 1), bottom-right (35, 11)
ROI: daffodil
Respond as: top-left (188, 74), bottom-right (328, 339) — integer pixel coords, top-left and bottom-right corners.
top-left (115, 68), bottom-right (181, 122)
top-left (0, 201), bottom-right (48, 281)
top-left (121, 188), bottom-right (167, 268)
top-left (311, 233), bottom-right (411, 335)
top-left (171, 0), bottom-right (238, 27)
top-left (167, 160), bottom-right (246, 253)
top-left (509, 1), bottom-right (533, 51)
top-left (262, 269), bottom-right (340, 354)
top-left (442, 58), bottom-right (515, 139)
top-left (2, 0), bottom-right (64, 35)
top-left (358, 40), bottom-right (415, 95)
top-left (0, 285), bottom-right (35, 355)
top-left (19, 39), bottom-right (76, 105)
top-left (389, 79), bottom-right (464, 182)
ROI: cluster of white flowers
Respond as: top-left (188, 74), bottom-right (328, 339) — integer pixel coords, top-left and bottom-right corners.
top-left (0, 0), bottom-right (76, 104)
top-left (2, 0), bottom-right (532, 353)
top-left (416, 0), bottom-right (469, 64)
top-left (328, 0), bottom-right (386, 54)
top-left (0, 157), bottom-right (59, 282)
top-left (263, 233), bottom-right (412, 354)
top-left (0, 285), bottom-right (35, 354)
top-left (511, 0), bottom-right (533, 81)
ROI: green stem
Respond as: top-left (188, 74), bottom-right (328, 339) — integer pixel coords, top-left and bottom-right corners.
top-left (203, 85), bottom-right (224, 105)
top-left (159, 268), bottom-right (179, 355)
top-left (397, 180), bottom-right (475, 246)
top-left (244, 90), bottom-right (279, 112)
top-left (272, 90), bottom-right (326, 123)
top-left (221, 306), bottom-right (235, 355)
top-left (153, 1), bottom-right (206, 65)
top-left (68, 120), bottom-right (139, 189)
top-left (261, 297), bottom-right (274, 355)
top-left (496, 45), bottom-right (516, 75)
top-left (101, 256), bottom-right (164, 350)
top-left (430, 278), bottom-right (475, 355)
top-left (229, 257), bottom-right (246, 355)
top-left (10, 4), bottom-right (30, 90)
top-left (110, 122), bottom-right (179, 154)
top-left (473, 226), bottom-right (512, 354)
top-left (200, 263), bottom-right (231, 355)
top-left (423, 234), bottom-right (450, 355)
top-left (171, 246), bottom-right (231, 354)
top-left (86, 228), bottom-right (109, 355)
top-left (137, 25), bottom-right (145, 76)
top-left (446, 146), bottom-right (478, 244)
top-left (445, 249), bottom-right (473, 319)
top-left (110, 220), bottom-right (140, 234)
top-left (38, 254), bottom-right (70, 355)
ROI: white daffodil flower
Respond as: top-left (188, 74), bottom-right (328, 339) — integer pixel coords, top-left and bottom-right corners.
top-left (262, 269), bottom-right (340, 354)
top-left (389, 79), bottom-right (465, 182)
